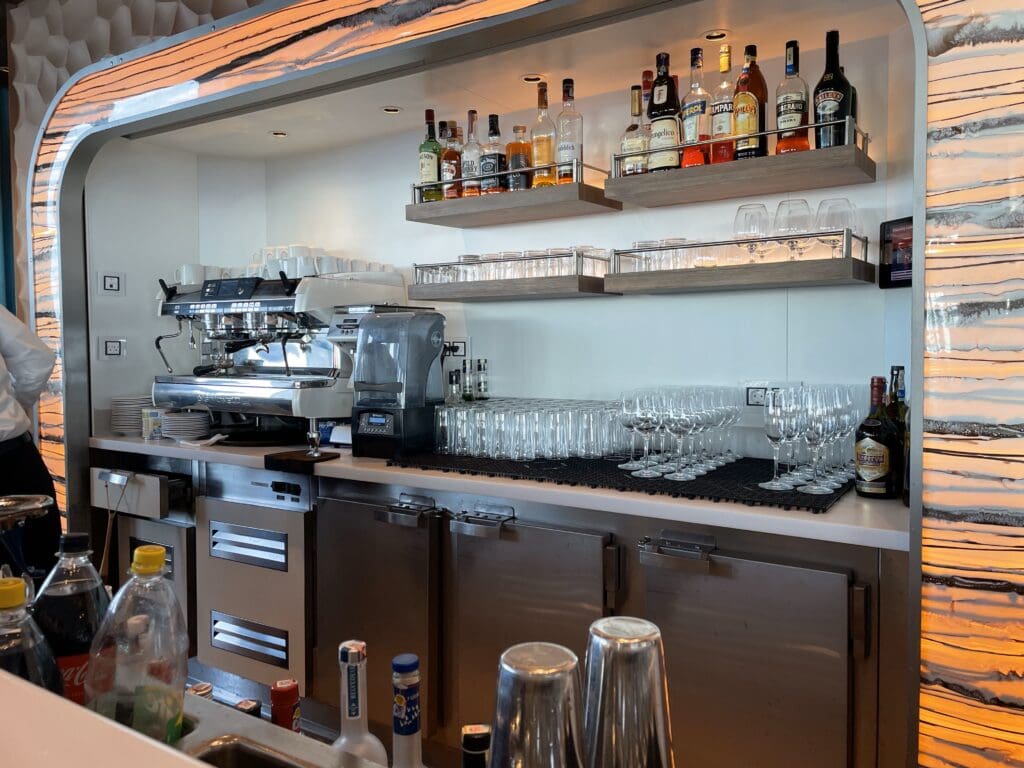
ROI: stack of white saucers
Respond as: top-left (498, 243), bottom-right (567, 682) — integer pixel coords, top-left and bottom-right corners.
top-left (161, 411), bottom-right (210, 442)
top-left (110, 395), bottom-right (151, 435)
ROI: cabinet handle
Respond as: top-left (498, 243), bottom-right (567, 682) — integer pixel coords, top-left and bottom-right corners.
top-left (375, 506), bottom-right (424, 527)
top-left (450, 511), bottom-right (513, 539)
top-left (638, 533), bottom-right (717, 574)
top-left (639, 547), bottom-right (711, 574)
top-left (850, 583), bottom-right (871, 659)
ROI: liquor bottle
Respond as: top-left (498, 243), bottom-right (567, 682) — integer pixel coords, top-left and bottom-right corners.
top-left (461, 110), bottom-right (482, 197)
top-left (440, 122), bottom-right (462, 199)
top-left (733, 45), bottom-right (768, 160)
top-left (506, 125), bottom-right (532, 191)
top-left (475, 358), bottom-right (490, 400)
top-left (461, 359), bottom-right (475, 401)
top-left (647, 53), bottom-right (681, 172)
top-left (814, 30), bottom-right (854, 148)
top-left (641, 69), bottom-right (654, 130)
top-left (886, 365), bottom-right (908, 433)
top-left (902, 399), bottom-right (911, 508)
top-left (620, 85), bottom-right (648, 176)
top-left (556, 78), bottom-right (582, 184)
top-left (840, 66), bottom-right (859, 121)
top-left (681, 47), bottom-right (711, 167)
top-left (854, 376), bottom-right (904, 499)
top-left (480, 114), bottom-right (507, 194)
top-left (775, 40), bottom-right (810, 153)
top-left (461, 725), bottom-right (491, 768)
top-left (531, 82), bottom-right (557, 188)
top-left (391, 654), bottom-right (427, 768)
top-left (331, 640), bottom-right (388, 766)
top-left (418, 109), bottom-right (442, 202)
top-left (710, 44), bottom-right (735, 164)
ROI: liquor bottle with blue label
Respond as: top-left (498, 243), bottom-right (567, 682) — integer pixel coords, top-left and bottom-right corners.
top-left (331, 640), bottom-right (388, 765)
top-left (392, 654), bottom-right (427, 768)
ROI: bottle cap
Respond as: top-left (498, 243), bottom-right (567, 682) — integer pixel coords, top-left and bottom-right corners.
top-left (461, 724), bottom-right (492, 752)
top-left (425, 108), bottom-right (435, 123)
top-left (271, 678), bottom-right (299, 706)
top-left (656, 52), bottom-right (669, 67)
top-left (188, 682), bottom-right (214, 699)
top-left (58, 532), bottom-right (91, 555)
top-left (690, 47), bottom-right (703, 65)
top-left (744, 44), bottom-right (757, 58)
top-left (642, 69), bottom-right (654, 81)
top-left (438, 121), bottom-right (449, 139)
top-left (0, 577), bottom-right (25, 609)
top-left (339, 639), bottom-right (367, 665)
top-left (131, 544), bottom-right (165, 575)
top-left (235, 699), bottom-right (262, 717)
top-left (392, 653), bottom-right (420, 674)
top-left (513, 124), bottom-right (527, 133)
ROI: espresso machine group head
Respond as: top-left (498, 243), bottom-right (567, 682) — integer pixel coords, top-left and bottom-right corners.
top-left (340, 307), bottom-right (445, 459)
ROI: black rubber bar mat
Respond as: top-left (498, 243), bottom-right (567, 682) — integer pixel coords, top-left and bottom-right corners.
top-left (388, 455), bottom-right (854, 513)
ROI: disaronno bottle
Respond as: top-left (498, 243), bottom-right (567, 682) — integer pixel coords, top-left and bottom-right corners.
top-left (854, 376), bottom-right (903, 498)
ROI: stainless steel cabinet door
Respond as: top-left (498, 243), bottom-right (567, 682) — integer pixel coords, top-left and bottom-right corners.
top-left (453, 517), bottom-right (611, 728)
top-left (643, 544), bottom-right (852, 768)
top-left (314, 498), bottom-right (440, 734)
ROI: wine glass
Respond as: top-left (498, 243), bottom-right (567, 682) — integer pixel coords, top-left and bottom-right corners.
top-left (663, 388), bottom-right (697, 482)
top-left (815, 198), bottom-right (859, 257)
top-left (797, 387), bottom-right (836, 495)
top-left (772, 199), bottom-right (813, 259)
top-left (627, 389), bottom-right (664, 479)
top-left (759, 389), bottom-right (795, 490)
top-left (734, 203), bottom-right (777, 263)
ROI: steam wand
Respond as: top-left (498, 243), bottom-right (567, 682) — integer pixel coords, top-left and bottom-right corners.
top-left (155, 318), bottom-right (183, 374)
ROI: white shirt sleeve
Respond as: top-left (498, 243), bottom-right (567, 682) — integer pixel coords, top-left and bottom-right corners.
top-left (0, 305), bottom-right (56, 411)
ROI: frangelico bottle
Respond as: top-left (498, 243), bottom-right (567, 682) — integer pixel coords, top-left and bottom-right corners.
top-left (646, 52), bottom-right (681, 171)
top-left (855, 376), bottom-right (904, 498)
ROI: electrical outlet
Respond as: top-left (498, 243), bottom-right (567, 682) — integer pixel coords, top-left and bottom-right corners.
top-left (98, 338), bottom-right (127, 360)
top-left (746, 386), bottom-right (767, 407)
top-left (95, 271), bottom-right (126, 297)
top-left (447, 338), bottom-right (468, 357)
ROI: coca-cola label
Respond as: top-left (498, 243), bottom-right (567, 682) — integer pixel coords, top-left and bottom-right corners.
top-left (58, 653), bottom-right (91, 705)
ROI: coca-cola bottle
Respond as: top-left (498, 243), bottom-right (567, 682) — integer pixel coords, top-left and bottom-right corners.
top-left (31, 533), bottom-right (110, 704)
top-left (0, 576), bottom-right (62, 694)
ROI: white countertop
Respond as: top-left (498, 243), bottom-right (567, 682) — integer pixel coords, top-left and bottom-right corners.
top-left (90, 434), bottom-right (910, 551)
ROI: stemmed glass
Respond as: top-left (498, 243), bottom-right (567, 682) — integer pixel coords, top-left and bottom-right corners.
top-left (759, 389), bottom-right (795, 491)
top-left (734, 204), bottom-right (777, 263)
top-left (815, 198), bottom-right (859, 258)
top-left (772, 200), bottom-right (814, 260)
top-left (797, 388), bottom-right (836, 495)
top-left (621, 390), bottom-right (663, 478)
top-left (663, 389), bottom-right (697, 482)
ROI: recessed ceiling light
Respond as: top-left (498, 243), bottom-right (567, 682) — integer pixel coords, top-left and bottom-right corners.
top-left (381, 105), bottom-right (402, 114)
top-left (703, 28), bottom-right (730, 41)
top-left (269, 130), bottom-right (288, 138)
top-left (521, 73), bottom-right (544, 83)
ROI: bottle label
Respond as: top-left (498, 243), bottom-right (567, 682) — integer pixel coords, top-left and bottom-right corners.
top-left (508, 151), bottom-right (530, 190)
top-left (57, 652), bottom-right (91, 705)
top-left (441, 158), bottom-right (459, 183)
top-left (393, 681), bottom-right (421, 736)
top-left (418, 152), bottom-right (437, 183)
top-left (653, 84), bottom-right (668, 105)
top-left (733, 93), bottom-right (759, 151)
top-left (815, 90), bottom-right (843, 118)
top-left (648, 117), bottom-right (680, 169)
top-left (346, 665), bottom-right (360, 719)
top-left (621, 135), bottom-right (648, 175)
top-left (711, 100), bottom-right (733, 137)
top-left (479, 153), bottom-right (507, 191)
top-left (682, 99), bottom-right (707, 143)
top-left (776, 93), bottom-right (806, 132)
top-left (855, 435), bottom-right (890, 483)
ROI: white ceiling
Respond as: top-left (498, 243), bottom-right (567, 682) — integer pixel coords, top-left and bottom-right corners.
top-left (138, 0), bottom-right (908, 159)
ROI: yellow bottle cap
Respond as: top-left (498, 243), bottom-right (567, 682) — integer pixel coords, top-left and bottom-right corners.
top-left (132, 544), bottom-right (166, 575)
top-left (0, 577), bottom-right (26, 609)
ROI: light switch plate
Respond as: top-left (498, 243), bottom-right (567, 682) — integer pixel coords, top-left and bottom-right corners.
top-left (95, 271), bottom-right (126, 297)
top-left (98, 337), bottom-right (127, 360)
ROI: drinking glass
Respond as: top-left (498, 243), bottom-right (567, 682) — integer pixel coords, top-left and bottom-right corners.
top-left (435, 407), bottom-right (452, 454)
top-left (578, 408), bottom-right (603, 459)
top-left (511, 410), bottom-right (536, 461)
top-left (733, 203), bottom-right (776, 262)
top-left (815, 198), bottom-right (859, 257)
top-left (622, 390), bottom-right (663, 478)
top-left (758, 390), bottom-right (795, 490)
top-left (662, 389), bottom-right (697, 482)
top-left (772, 199), bottom-right (813, 259)
top-left (453, 407), bottom-right (471, 456)
top-left (797, 388), bottom-right (836, 495)
top-left (616, 405), bottom-right (644, 471)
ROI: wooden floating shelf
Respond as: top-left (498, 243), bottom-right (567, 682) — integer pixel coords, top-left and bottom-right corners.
top-left (604, 257), bottom-right (876, 295)
top-left (405, 183), bottom-right (622, 228)
top-left (603, 144), bottom-right (876, 208)
top-left (408, 275), bottom-right (613, 302)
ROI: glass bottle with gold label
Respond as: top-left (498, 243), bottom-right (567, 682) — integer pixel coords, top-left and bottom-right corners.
top-left (619, 85), bottom-right (648, 175)
top-left (855, 376), bottom-right (903, 498)
top-left (530, 82), bottom-right (557, 187)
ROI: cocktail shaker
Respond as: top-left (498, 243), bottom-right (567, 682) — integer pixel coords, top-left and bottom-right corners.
top-left (582, 617), bottom-right (674, 768)
top-left (489, 641), bottom-right (584, 768)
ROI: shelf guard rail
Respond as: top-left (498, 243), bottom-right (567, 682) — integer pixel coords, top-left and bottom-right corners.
top-left (609, 116), bottom-right (870, 178)
top-left (413, 248), bottom-right (612, 285)
top-left (410, 158), bottom-right (610, 204)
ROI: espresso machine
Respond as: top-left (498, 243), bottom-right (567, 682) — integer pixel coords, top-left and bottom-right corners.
top-left (152, 274), bottom-right (405, 450)
top-left (329, 307), bottom-right (445, 459)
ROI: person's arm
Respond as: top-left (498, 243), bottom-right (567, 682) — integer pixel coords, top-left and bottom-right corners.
top-left (0, 306), bottom-right (56, 412)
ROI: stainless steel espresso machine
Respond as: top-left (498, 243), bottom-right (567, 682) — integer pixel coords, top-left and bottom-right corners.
top-left (152, 274), bottom-right (405, 449)
top-left (328, 307), bottom-right (445, 459)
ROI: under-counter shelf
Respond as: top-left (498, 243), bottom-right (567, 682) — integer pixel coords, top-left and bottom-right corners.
top-left (604, 143), bottom-right (876, 209)
top-left (409, 274), bottom-right (611, 301)
top-left (605, 256), bottom-right (875, 295)
top-left (404, 182), bottom-right (621, 228)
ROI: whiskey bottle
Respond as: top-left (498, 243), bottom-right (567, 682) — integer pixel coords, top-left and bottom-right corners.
top-left (480, 114), bottom-right (507, 194)
top-left (620, 85), bottom-right (648, 176)
top-left (681, 47), bottom-right (711, 167)
top-left (854, 376), bottom-right (904, 499)
top-left (710, 44), bottom-right (735, 164)
top-left (461, 110), bottom-right (482, 197)
top-left (531, 82), bottom-right (557, 188)
top-left (647, 52), bottom-right (681, 172)
top-left (556, 78), bottom-right (583, 184)
top-left (814, 30), bottom-right (854, 148)
top-left (418, 109), bottom-right (442, 202)
top-left (775, 40), bottom-right (810, 153)
top-left (733, 45), bottom-right (767, 160)
top-left (440, 122), bottom-right (462, 199)
top-left (506, 125), bottom-right (532, 191)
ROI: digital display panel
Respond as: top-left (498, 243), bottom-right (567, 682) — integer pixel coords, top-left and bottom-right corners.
top-left (368, 414), bottom-right (388, 426)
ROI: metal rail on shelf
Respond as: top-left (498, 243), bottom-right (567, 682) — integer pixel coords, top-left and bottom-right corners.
top-left (413, 247), bottom-right (612, 284)
top-left (409, 158), bottom-right (610, 204)
top-left (609, 116), bottom-right (870, 178)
